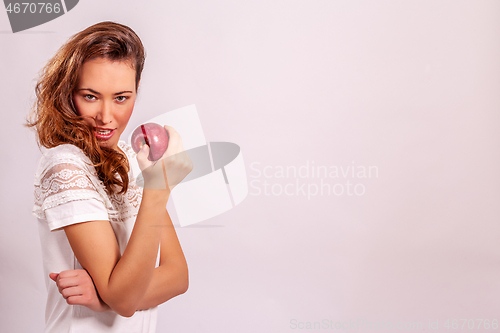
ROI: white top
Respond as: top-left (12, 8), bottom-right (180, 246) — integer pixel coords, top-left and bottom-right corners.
top-left (33, 141), bottom-right (158, 333)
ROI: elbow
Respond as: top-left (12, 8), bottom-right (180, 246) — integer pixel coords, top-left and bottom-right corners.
top-left (102, 296), bottom-right (139, 318)
top-left (175, 265), bottom-right (189, 296)
top-left (119, 309), bottom-right (135, 318)
top-left (113, 303), bottom-right (138, 318)
top-left (181, 265), bottom-right (189, 294)
top-left (178, 276), bottom-right (189, 295)
top-left (97, 286), bottom-right (142, 317)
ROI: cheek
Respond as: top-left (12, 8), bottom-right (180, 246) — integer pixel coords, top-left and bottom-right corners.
top-left (72, 96), bottom-right (89, 116)
top-left (73, 98), bottom-right (95, 125)
top-left (117, 105), bottom-right (134, 127)
top-left (124, 97), bottom-right (136, 119)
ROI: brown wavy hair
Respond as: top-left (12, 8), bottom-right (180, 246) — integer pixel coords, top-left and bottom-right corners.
top-left (26, 21), bottom-right (146, 194)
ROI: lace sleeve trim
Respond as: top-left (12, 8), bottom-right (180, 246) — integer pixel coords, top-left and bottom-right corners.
top-left (33, 166), bottom-right (105, 219)
top-left (33, 143), bottom-right (142, 222)
top-left (32, 145), bottom-right (118, 220)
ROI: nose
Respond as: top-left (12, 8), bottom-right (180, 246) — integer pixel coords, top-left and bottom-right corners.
top-left (96, 100), bottom-right (113, 125)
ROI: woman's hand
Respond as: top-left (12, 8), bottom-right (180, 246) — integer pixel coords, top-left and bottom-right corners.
top-left (136, 125), bottom-right (193, 191)
top-left (49, 270), bottom-right (111, 312)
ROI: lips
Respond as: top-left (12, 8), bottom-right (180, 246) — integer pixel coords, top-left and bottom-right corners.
top-left (94, 127), bottom-right (116, 140)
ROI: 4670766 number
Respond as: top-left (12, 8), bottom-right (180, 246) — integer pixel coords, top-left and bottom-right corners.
top-left (6, 3), bottom-right (62, 14)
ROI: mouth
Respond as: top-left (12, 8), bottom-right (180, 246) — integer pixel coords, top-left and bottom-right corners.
top-left (94, 128), bottom-right (116, 140)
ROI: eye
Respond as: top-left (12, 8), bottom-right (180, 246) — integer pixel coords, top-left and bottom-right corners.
top-left (115, 96), bottom-right (129, 103)
top-left (84, 94), bottom-right (96, 101)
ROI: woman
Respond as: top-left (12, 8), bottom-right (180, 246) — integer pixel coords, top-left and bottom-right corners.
top-left (27, 21), bottom-right (192, 332)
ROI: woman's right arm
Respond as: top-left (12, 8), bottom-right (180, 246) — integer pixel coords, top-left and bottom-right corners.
top-left (63, 128), bottom-right (191, 318)
top-left (63, 188), bottom-right (168, 317)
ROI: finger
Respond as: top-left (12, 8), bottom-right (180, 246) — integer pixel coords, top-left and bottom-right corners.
top-left (163, 125), bottom-right (177, 137)
top-left (136, 144), bottom-right (152, 171)
top-left (163, 125), bottom-right (171, 143)
top-left (57, 274), bottom-right (86, 289)
top-left (61, 286), bottom-right (83, 299)
top-left (49, 273), bottom-right (58, 281)
top-left (162, 126), bottom-right (184, 157)
top-left (66, 294), bottom-right (89, 306)
top-left (57, 279), bottom-right (78, 290)
top-left (57, 270), bottom-right (80, 279)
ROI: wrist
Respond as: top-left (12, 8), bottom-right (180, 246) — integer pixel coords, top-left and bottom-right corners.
top-left (141, 159), bottom-right (170, 190)
top-left (142, 188), bottom-right (170, 204)
top-left (98, 300), bottom-right (112, 312)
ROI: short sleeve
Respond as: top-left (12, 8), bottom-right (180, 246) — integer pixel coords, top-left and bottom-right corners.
top-left (45, 198), bottom-right (108, 231)
top-left (33, 145), bottom-right (112, 225)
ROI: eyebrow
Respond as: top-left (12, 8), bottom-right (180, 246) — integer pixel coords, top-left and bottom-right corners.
top-left (77, 88), bottom-right (133, 95)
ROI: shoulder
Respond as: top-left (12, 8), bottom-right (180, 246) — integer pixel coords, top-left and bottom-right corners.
top-left (34, 144), bottom-right (99, 187)
top-left (37, 144), bottom-right (91, 172)
top-left (42, 143), bottom-right (91, 162)
top-left (33, 144), bottom-right (112, 220)
top-left (118, 141), bottom-right (136, 160)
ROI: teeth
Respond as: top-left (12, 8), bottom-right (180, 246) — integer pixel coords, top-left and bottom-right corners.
top-left (96, 129), bottom-right (112, 134)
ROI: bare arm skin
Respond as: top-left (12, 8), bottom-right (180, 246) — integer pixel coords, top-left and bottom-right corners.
top-left (50, 269), bottom-right (111, 312)
top-left (63, 189), bottom-right (168, 317)
top-left (135, 207), bottom-right (188, 310)
top-left (52, 207), bottom-right (188, 313)
top-left (61, 127), bottom-right (192, 317)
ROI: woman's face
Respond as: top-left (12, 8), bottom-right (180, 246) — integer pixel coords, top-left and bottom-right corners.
top-left (72, 57), bottom-right (137, 151)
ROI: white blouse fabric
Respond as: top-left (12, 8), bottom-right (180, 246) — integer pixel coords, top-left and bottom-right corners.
top-left (33, 141), bottom-right (158, 333)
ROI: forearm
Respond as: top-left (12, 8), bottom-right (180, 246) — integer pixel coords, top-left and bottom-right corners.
top-left (102, 188), bottom-right (170, 316)
top-left (99, 262), bottom-right (187, 313)
top-left (94, 264), bottom-right (186, 313)
top-left (63, 133), bottom-right (193, 317)
top-left (136, 206), bottom-right (189, 310)
top-left (135, 261), bottom-right (188, 310)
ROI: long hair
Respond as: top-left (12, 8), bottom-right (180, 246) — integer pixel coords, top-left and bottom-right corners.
top-left (27, 21), bottom-right (146, 194)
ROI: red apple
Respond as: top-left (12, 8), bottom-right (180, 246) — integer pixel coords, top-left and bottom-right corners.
top-left (131, 123), bottom-right (169, 161)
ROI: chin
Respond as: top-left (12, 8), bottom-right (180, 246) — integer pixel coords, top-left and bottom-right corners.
top-left (97, 140), bottom-right (117, 150)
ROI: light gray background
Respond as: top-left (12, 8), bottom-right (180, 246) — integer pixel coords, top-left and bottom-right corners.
top-left (1, 1), bottom-right (499, 332)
